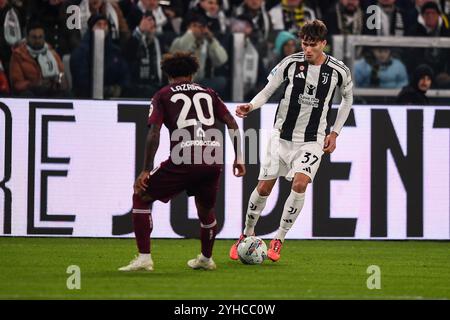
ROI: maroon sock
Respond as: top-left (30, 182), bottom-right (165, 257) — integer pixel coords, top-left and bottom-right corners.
top-left (199, 212), bottom-right (217, 258)
top-left (132, 194), bottom-right (153, 254)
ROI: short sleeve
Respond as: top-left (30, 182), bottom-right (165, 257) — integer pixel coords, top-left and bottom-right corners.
top-left (266, 58), bottom-right (289, 86)
top-left (147, 92), bottom-right (164, 126)
top-left (210, 89), bottom-right (231, 123)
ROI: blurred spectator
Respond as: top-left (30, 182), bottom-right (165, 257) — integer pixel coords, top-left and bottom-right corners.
top-left (324, 0), bottom-right (364, 36)
top-left (397, 64), bottom-right (433, 104)
top-left (127, 0), bottom-right (176, 35)
top-left (403, 0), bottom-right (426, 29)
top-left (9, 20), bottom-right (68, 97)
top-left (118, 0), bottom-right (135, 19)
top-left (268, 30), bottom-right (299, 102)
top-left (123, 13), bottom-right (165, 98)
top-left (442, 0), bottom-right (450, 15)
top-left (269, 30), bottom-right (298, 67)
top-left (354, 47), bottom-right (409, 88)
top-left (187, 0), bottom-right (236, 15)
top-left (31, 0), bottom-right (76, 56)
top-left (170, 14), bottom-right (228, 97)
top-left (70, 13), bottom-right (130, 98)
top-left (362, 0), bottom-right (408, 36)
top-left (233, 0), bottom-right (273, 59)
top-left (184, 0), bottom-right (228, 37)
top-left (231, 15), bottom-right (267, 100)
top-left (0, 0), bottom-right (25, 75)
top-left (410, 1), bottom-right (450, 88)
top-left (72, 0), bottom-right (130, 48)
top-left (0, 59), bottom-right (10, 95)
top-left (411, 1), bottom-right (450, 36)
top-left (269, 0), bottom-right (316, 33)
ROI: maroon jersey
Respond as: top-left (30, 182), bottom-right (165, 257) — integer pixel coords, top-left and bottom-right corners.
top-left (148, 81), bottom-right (230, 164)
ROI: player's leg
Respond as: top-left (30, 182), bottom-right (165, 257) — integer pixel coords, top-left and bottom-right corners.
top-left (268, 142), bottom-right (323, 262)
top-left (187, 166), bottom-right (222, 270)
top-left (229, 178), bottom-right (277, 260)
top-left (119, 160), bottom-right (187, 271)
top-left (268, 173), bottom-right (309, 262)
top-left (244, 179), bottom-right (277, 236)
top-left (187, 198), bottom-right (218, 270)
top-left (118, 193), bottom-right (154, 271)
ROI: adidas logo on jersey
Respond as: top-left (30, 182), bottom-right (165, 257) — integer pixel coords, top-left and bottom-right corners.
top-left (295, 72), bottom-right (306, 79)
top-left (303, 167), bottom-right (312, 173)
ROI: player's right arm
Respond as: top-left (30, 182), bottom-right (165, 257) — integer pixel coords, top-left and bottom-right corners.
top-left (134, 123), bottom-right (162, 194)
top-left (211, 89), bottom-right (246, 177)
top-left (324, 65), bottom-right (354, 154)
top-left (235, 58), bottom-right (288, 118)
top-left (222, 113), bottom-right (246, 177)
top-left (134, 93), bottom-right (164, 194)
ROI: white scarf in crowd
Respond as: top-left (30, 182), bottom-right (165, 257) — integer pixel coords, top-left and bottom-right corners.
top-left (243, 38), bottom-right (259, 92)
top-left (79, 0), bottom-right (119, 39)
top-left (137, 0), bottom-right (167, 34)
top-left (235, 3), bottom-right (270, 40)
top-left (139, 32), bottom-right (162, 81)
top-left (27, 43), bottom-right (60, 79)
top-left (4, 8), bottom-right (22, 45)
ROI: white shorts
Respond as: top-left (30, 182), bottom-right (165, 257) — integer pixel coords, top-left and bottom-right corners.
top-left (258, 130), bottom-right (324, 182)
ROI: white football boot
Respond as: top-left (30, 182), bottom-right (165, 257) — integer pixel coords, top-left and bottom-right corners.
top-left (118, 255), bottom-right (154, 271)
top-left (187, 254), bottom-right (217, 270)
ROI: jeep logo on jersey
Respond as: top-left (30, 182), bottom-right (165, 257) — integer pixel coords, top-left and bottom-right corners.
top-left (321, 72), bottom-right (330, 84)
top-left (306, 84), bottom-right (316, 95)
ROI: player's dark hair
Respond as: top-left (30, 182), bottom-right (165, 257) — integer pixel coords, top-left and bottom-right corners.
top-left (161, 51), bottom-right (200, 78)
top-left (299, 19), bottom-right (328, 42)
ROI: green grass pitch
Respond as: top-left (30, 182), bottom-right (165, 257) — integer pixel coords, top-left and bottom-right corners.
top-left (0, 238), bottom-right (449, 299)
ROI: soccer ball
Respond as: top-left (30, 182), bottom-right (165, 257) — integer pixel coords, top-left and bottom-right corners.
top-left (237, 236), bottom-right (267, 265)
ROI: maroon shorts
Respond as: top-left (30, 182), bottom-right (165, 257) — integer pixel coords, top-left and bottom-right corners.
top-left (144, 160), bottom-right (223, 209)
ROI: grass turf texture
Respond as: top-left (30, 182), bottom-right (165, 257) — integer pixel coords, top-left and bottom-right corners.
top-left (0, 238), bottom-right (449, 299)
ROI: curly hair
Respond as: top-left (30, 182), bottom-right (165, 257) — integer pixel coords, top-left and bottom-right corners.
top-left (299, 20), bottom-right (328, 42)
top-left (160, 51), bottom-right (200, 79)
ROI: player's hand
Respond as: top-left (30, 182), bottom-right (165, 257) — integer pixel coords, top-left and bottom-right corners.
top-left (323, 132), bottom-right (338, 154)
top-left (235, 104), bottom-right (252, 118)
top-left (233, 160), bottom-right (246, 177)
top-left (134, 170), bottom-right (150, 194)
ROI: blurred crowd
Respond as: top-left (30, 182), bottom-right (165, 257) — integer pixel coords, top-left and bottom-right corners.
top-left (0, 0), bottom-right (449, 104)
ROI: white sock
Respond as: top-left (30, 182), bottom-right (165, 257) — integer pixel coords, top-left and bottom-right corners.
top-left (243, 188), bottom-right (269, 236)
top-left (138, 253), bottom-right (151, 260)
top-left (275, 190), bottom-right (305, 241)
top-left (200, 253), bottom-right (210, 262)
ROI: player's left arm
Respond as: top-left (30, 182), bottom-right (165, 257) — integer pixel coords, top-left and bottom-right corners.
top-left (324, 70), bottom-right (353, 154)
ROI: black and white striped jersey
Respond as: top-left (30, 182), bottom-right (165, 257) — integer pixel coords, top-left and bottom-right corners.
top-left (250, 52), bottom-right (353, 143)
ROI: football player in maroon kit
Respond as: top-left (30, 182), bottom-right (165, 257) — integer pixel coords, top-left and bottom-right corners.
top-left (119, 52), bottom-right (246, 271)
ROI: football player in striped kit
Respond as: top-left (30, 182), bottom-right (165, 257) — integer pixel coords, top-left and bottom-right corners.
top-left (230, 19), bottom-right (353, 262)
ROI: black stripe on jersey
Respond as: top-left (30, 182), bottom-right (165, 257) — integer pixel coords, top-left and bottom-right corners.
top-left (324, 86), bottom-right (337, 135)
top-left (273, 61), bottom-right (297, 125)
top-left (328, 58), bottom-right (350, 79)
top-left (336, 69), bottom-right (343, 87)
top-left (276, 52), bottom-right (305, 69)
top-left (304, 64), bottom-right (334, 142)
top-left (280, 60), bottom-right (308, 141)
